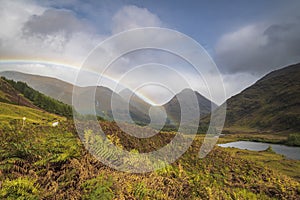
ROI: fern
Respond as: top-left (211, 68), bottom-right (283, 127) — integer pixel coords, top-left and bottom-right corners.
top-left (0, 177), bottom-right (40, 200)
top-left (133, 182), bottom-right (148, 200)
top-left (81, 174), bottom-right (114, 200)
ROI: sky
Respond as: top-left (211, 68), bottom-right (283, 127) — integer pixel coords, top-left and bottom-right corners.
top-left (0, 0), bottom-right (300, 105)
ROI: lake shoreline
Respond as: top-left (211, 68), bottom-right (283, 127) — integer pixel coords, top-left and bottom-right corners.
top-left (218, 132), bottom-right (300, 147)
top-left (218, 140), bottom-right (300, 160)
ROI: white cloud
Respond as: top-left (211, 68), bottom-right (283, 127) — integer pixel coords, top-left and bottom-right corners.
top-left (0, 1), bottom-right (106, 66)
top-left (112, 5), bottom-right (163, 34)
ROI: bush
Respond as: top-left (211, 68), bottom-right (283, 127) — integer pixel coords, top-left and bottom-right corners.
top-left (286, 133), bottom-right (300, 146)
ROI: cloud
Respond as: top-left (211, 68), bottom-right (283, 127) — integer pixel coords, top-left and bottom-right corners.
top-left (0, 2), bottom-right (165, 66)
top-left (0, 0), bottom-right (45, 39)
top-left (0, 1), bottom-right (249, 104)
top-left (23, 9), bottom-right (94, 36)
top-left (112, 5), bottom-right (163, 34)
top-left (0, 1), bottom-right (106, 66)
top-left (215, 18), bottom-right (300, 75)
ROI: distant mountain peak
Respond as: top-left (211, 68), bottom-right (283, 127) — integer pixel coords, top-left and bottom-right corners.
top-left (163, 88), bottom-right (217, 125)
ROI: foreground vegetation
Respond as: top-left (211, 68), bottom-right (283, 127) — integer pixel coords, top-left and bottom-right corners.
top-left (1, 119), bottom-right (299, 199)
top-left (219, 145), bottom-right (300, 182)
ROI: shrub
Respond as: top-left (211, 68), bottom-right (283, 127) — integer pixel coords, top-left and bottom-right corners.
top-left (286, 133), bottom-right (300, 146)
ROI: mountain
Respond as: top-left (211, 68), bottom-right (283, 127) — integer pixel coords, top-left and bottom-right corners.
top-left (223, 63), bottom-right (300, 131)
top-left (1, 71), bottom-right (219, 126)
top-left (0, 71), bottom-right (150, 123)
top-left (163, 88), bottom-right (217, 125)
top-left (0, 77), bottom-right (38, 109)
top-left (73, 85), bottom-right (150, 123)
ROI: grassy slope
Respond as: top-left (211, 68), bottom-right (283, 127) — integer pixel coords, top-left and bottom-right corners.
top-left (220, 146), bottom-right (300, 181)
top-left (224, 63), bottom-right (300, 132)
top-left (0, 77), bottom-right (38, 109)
top-left (0, 72), bottom-right (65, 125)
top-left (3, 77), bottom-right (73, 118)
top-left (0, 102), bottom-right (65, 125)
top-left (0, 120), bottom-right (299, 199)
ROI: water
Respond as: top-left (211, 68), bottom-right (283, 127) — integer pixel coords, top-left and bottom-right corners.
top-left (218, 141), bottom-right (300, 160)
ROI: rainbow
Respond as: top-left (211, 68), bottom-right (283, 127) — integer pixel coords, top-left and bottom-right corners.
top-left (0, 58), bottom-right (182, 125)
top-left (0, 58), bottom-right (158, 105)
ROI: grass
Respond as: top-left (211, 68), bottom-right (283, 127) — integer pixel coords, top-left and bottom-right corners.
top-left (0, 90), bottom-right (8, 101)
top-left (0, 102), bottom-right (65, 125)
top-left (1, 120), bottom-right (299, 199)
top-left (218, 132), bottom-right (287, 145)
top-left (0, 177), bottom-right (40, 200)
top-left (220, 146), bottom-right (300, 181)
top-left (219, 127), bottom-right (300, 146)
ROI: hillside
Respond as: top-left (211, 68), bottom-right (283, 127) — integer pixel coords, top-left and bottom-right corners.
top-left (0, 77), bottom-right (38, 109)
top-left (1, 71), bottom-right (221, 127)
top-left (119, 88), bottom-right (152, 114)
top-left (224, 63), bottom-right (300, 131)
top-left (2, 77), bottom-right (73, 118)
top-left (0, 71), bottom-right (75, 105)
top-left (73, 85), bottom-right (150, 124)
top-left (0, 77), bottom-right (66, 125)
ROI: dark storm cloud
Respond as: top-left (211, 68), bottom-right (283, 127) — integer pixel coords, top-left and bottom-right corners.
top-left (215, 17), bottom-right (300, 75)
top-left (264, 22), bottom-right (300, 56)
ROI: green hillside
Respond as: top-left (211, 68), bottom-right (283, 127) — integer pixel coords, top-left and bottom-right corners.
top-left (1, 77), bottom-right (73, 118)
top-left (0, 77), bottom-right (38, 109)
top-left (224, 63), bottom-right (300, 132)
top-left (0, 77), bottom-right (66, 125)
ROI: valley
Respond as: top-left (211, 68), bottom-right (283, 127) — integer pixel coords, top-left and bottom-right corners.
top-left (0, 63), bottom-right (299, 199)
